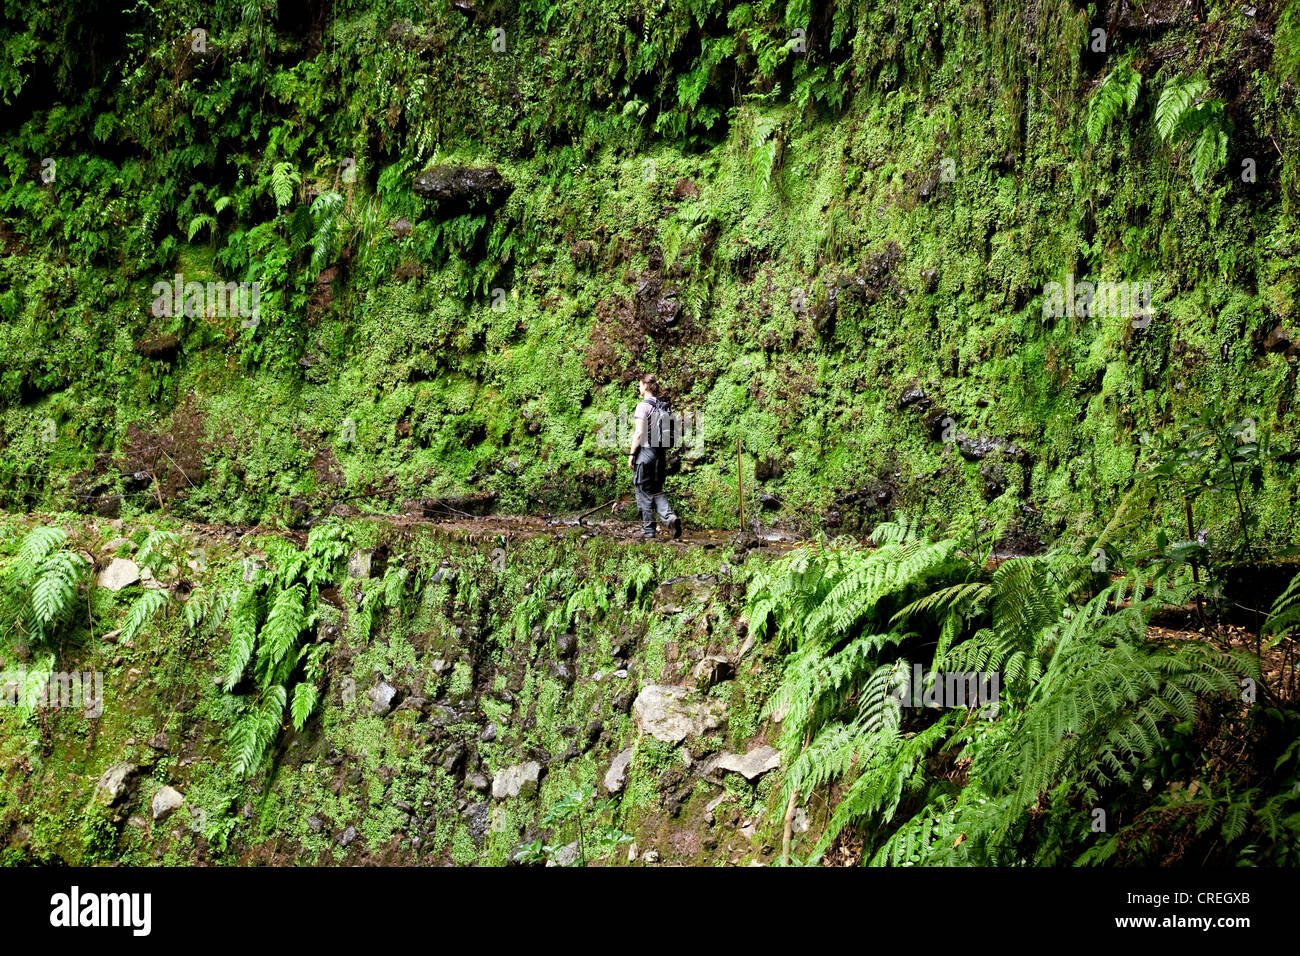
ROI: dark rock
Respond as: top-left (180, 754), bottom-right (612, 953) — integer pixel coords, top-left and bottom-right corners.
top-left (672, 177), bottom-right (700, 199)
top-left (94, 494), bottom-right (122, 518)
top-left (389, 217), bottom-right (413, 238)
top-left (550, 661), bottom-right (576, 685)
top-left (307, 815), bottom-right (324, 833)
top-left (555, 633), bottom-right (577, 660)
top-left (135, 334), bottom-right (180, 361)
top-left (442, 744), bottom-right (467, 776)
top-left (480, 722), bottom-right (497, 743)
top-left (466, 772), bottom-right (490, 795)
top-left (1265, 326), bottom-right (1292, 354)
top-left (898, 386), bottom-right (931, 410)
top-left (412, 165), bottom-right (509, 206)
top-left (612, 690), bottom-right (635, 715)
top-left (337, 825), bottom-right (357, 847)
top-left (463, 801), bottom-right (490, 846)
top-left (147, 732), bottom-right (170, 752)
top-left (758, 493), bottom-right (780, 511)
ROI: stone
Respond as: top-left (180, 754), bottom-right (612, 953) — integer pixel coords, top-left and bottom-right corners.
top-left (555, 633), bottom-right (578, 659)
top-left (97, 558), bottom-right (140, 592)
top-left (632, 684), bottom-right (728, 744)
top-left (412, 164), bottom-right (509, 204)
top-left (337, 825), bottom-right (357, 847)
top-left (94, 762), bottom-right (138, 807)
top-left (151, 786), bottom-right (185, 821)
top-left (708, 745), bottom-right (781, 782)
top-left (641, 849), bottom-right (660, 864)
top-left (491, 761), bottom-right (542, 800)
top-left (603, 748), bottom-right (634, 794)
top-left (550, 661), bottom-right (576, 684)
top-left (1265, 325), bottom-right (1292, 354)
top-left (466, 772), bottom-right (490, 794)
top-left (704, 792), bottom-right (730, 825)
top-left (347, 550), bottom-right (373, 579)
top-left (369, 681), bottom-right (398, 716)
top-left (135, 333), bottom-right (180, 360)
top-left (546, 841), bottom-right (581, 867)
top-left (480, 722), bottom-right (498, 743)
top-left (691, 655), bottom-right (734, 690)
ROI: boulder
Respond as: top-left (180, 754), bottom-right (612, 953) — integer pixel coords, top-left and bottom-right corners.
top-left (94, 762), bottom-right (139, 807)
top-left (413, 164), bottom-right (509, 205)
top-left (150, 786), bottom-right (185, 821)
top-left (97, 558), bottom-right (140, 592)
top-left (707, 745), bottom-right (781, 782)
top-left (369, 681), bottom-right (399, 716)
top-left (632, 684), bottom-right (727, 744)
top-left (491, 761), bottom-right (542, 800)
top-left (546, 841), bottom-right (581, 867)
top-left (347, 550), bottom-right (373, 579)
top-left (603, 748), bottom-right (634, 794)
top-left (691, 655), bottom-right (734, 691)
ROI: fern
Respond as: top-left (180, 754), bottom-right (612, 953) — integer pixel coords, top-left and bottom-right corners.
top-left (1155, 74), bottom-right (1230, 188)
top-left (229, 684), bottom-right (287, 777)
top-left (31, 549), bottom-right (88, 631)
top-left (1155, 75), bottom-right (1208, 142)
top-left (269, 161), bottom-right (300, 208)
top-left (1086, 63), bottom-right (1142, 144)
top-left (290, 680), bottom-right (320, 731)
top-left (119, 588), bottom-right (170, 644)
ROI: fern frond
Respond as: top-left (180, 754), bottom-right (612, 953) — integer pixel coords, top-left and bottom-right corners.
top-left (120, 588), bottom-right (170, 644)
top-left (1156, 75), bottom-right (1208, 141)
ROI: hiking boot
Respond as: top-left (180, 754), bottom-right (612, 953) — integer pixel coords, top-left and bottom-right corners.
top-left (668, 516), bottom-right (682, 540)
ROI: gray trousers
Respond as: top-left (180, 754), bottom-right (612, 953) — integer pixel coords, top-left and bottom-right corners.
top-left (633, 463), bottom-right (676, 535)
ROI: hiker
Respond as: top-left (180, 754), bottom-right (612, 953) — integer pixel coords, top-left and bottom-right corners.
top-left (628, 374), bottom-right (683, 541)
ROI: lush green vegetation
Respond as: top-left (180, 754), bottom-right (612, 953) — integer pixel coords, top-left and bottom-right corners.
top-left (1, 0), bottom-right (1299, 867)
top-left (750, 516), bottom-right (1300, 865)
top-left (1, 0), bottom-right (1297, 548)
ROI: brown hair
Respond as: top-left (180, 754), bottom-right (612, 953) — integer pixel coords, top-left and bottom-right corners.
top-left (639, 373), bottom-right (661, 397)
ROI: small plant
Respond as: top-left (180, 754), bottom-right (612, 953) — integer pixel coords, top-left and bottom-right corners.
top-left (513, 785), bottom-right (632, 867)
top-left (0, 525), bottom-right (90, 647)
top-left (216, 520), bottom-right (353, 776)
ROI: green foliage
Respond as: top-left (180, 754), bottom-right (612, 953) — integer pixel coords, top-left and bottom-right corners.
top-left (513, 785), bottom-right (632, 866)
top-left (1155, 74), bottom-right (1230, 189)
top-left (0, 525), bottom-right (89, 647)
top-left (119, 588), bottom-right (170, 644)
top-left (748, 515), bottom-right (1261, 866)
top-left (1086, 62), bottom-right (1142, 144)
top-left (216, 520), bottom-right (353, 775)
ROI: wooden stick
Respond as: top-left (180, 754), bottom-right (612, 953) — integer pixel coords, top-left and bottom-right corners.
top-left (577, 497), bottom-right (619, 526)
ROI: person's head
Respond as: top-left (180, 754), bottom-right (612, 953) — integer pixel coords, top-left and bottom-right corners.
top-left (638, 373), bottom-right (660, 399)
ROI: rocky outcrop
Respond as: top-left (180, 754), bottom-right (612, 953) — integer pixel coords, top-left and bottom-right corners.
top-left (413, 165), bottom-right (509, 206)
top-left (632, 685), bottom-right (727, 744)
top-left (491, 761), bottom-right (542, 800)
